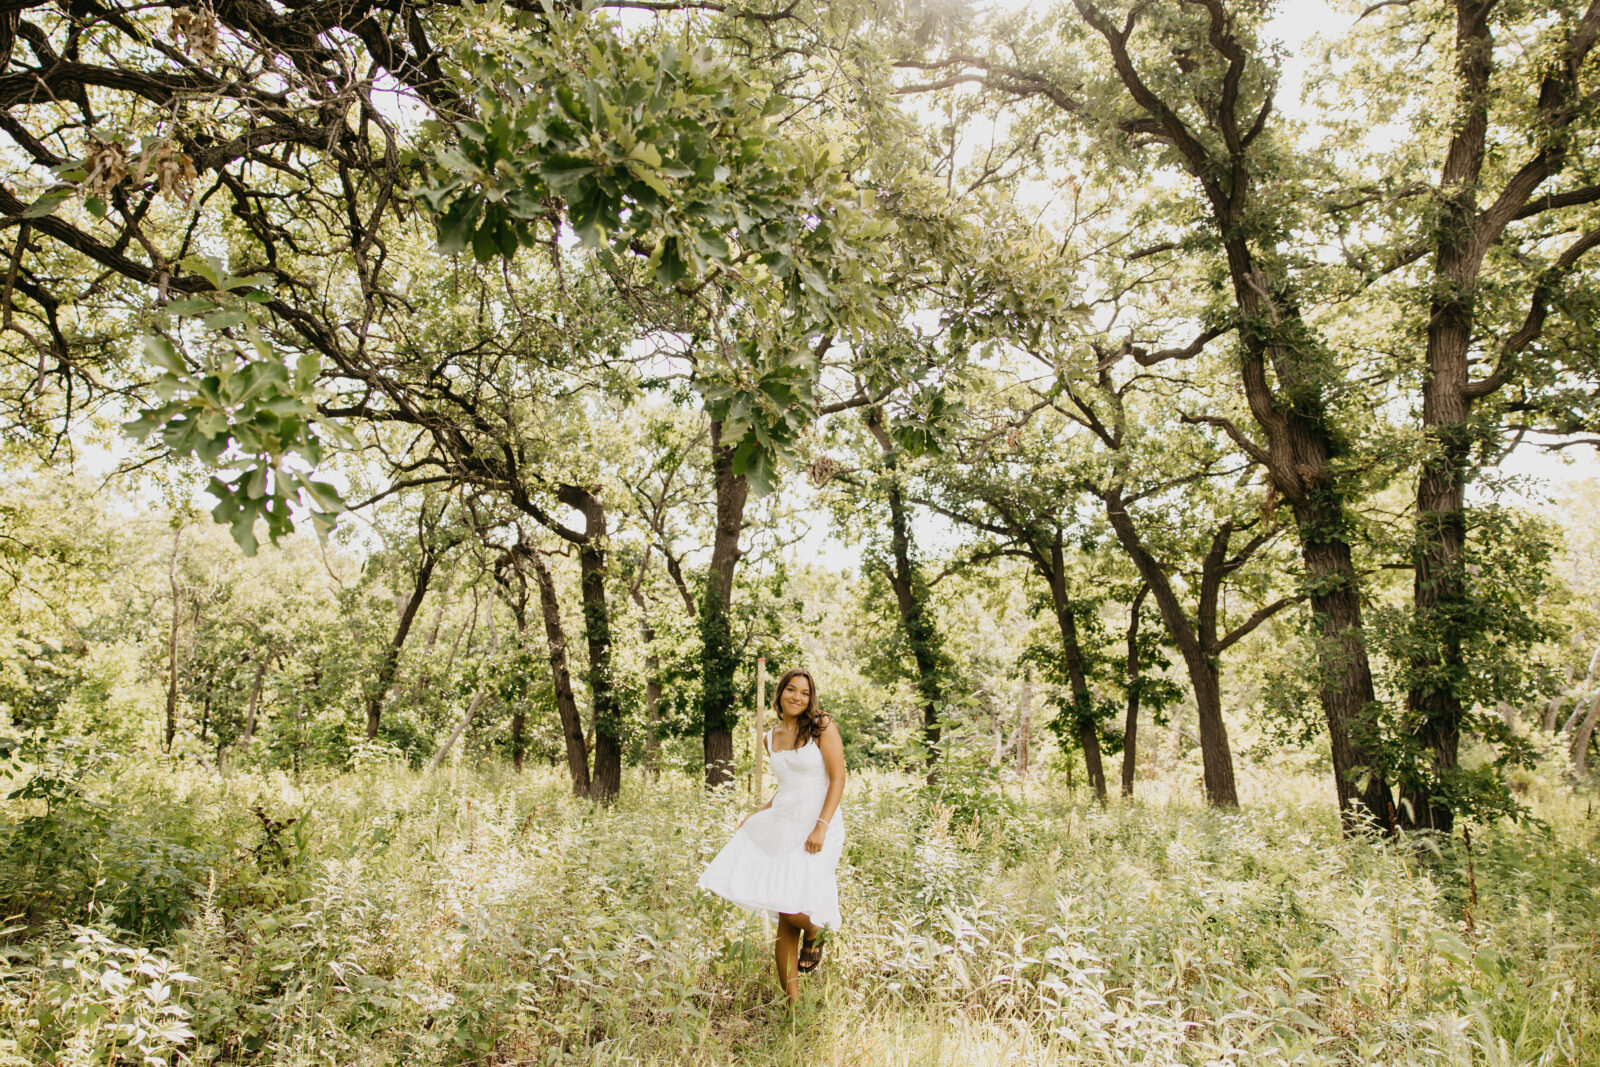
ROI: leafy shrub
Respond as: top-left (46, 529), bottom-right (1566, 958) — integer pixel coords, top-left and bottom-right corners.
top-left (1, 918), bottom-right (198, 1065)
top-left (0, 734), bottom-right (212, 939)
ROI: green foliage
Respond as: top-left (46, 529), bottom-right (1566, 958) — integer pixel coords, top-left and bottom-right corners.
top-left (1366, 503), bottom-right (1564, 823)
top-left (122, 258), bottom-right (348, 555)
top-left (910, 747), bottom-right (1028, 855)
top-left (0, 735), bottom-right (212, 940)
top-left (697, 339), bottom-right (818, 497)
top-left (4, 920), bottom-right (199, 1064)
top-left (420, 7), bottom-right (883, 315)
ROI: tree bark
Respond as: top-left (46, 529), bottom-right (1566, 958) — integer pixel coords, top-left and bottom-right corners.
top-left (1398, 0), bottom-right (1600, 828)
top-left (429, 690), bottom-right (489, 770)
top-left (1543, 664), bottom-right (1576, 733)
top-left (1017, 665), bottom-right (1032, 777)
top-left (242, 654), bottom-right (269, 746)
top-left (865, 411), bottom-right (946, 775)
top-left (530, 549), bottom-right (592, 797)
top-left (1397, 2), bottom-right (1487, 832)
top-left (1573, 692), bottom-right (1600, 777)
top-left (1067, 2), bottom-right (1401, 831)
top-left (164, 524), bottom-right (182, 753)
top-left (574, 529), bottom-right (621, 802)
top-left (367, 549), bottom-right (435, 740)
top-left (1295, 523), bottom-right (1395, 829)
top-left (1102, 492), bottom-right (1240, 806)
top-left (700, 419), bottom-right (750, 787)
top-left (1121, 584), bottom-right (1147, 798)
top-left (506, 482), bottom-right (622, 798)
top-left (1046, 545), bottom-right (1107, 801)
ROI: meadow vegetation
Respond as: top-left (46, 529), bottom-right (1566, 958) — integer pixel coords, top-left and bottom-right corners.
top-left (3, 753), bottom-right (1595, 1066)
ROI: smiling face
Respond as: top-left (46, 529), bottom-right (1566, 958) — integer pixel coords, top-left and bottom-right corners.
top-left (780, 675), bottom-right (812, 720)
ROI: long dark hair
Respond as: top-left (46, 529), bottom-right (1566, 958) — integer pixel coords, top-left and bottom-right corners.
top-left (772, 667), bottom-right (831, 748)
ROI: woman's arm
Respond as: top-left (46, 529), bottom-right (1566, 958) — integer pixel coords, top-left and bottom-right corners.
top-left (805, 722), bottom-right (847, 853)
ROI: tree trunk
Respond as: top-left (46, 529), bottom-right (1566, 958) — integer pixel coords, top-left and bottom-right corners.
top-left (429, 690), bottom-right (489, 770)
top-left (1296, 521), bottom-right (1395, 831)
top-left (1553, 644), bottom-right (1600, 734)
top-left (700, 420), bottom-right (750, 787)
top-left (530, 549), bottom-right (592, 797)
top-left (1047, 549), bottom-right (1106, 801)
top-left (1396, 0), bottom-right (1596, 830)
top-left (1081, 0), bottom-right (1394, 833)
top-left (1121, 584), bottom-right (1147, 798)
top-left (1543, 664), bottom-right (1576, 733)
top-left (367, 550), bottom-right (435, 740)
top-left (866, 411), bottom-right (946, 773)
top-left (242, 653), bottom-right (270, 746)
top-left (889, 478), bottom-right (945, 775)
top-left (164, 524), bottom-right (182, 753)
top-left (1102, 493), bottom-right (1239, 806)
top-left (576, 535), bottom-right (621, 802)
top-left (1017, 665), bottom-right (1032, 777)
top-left (1572, 691), bottom-right (1600, 777)
top-left (1402, 178), bottom-right (1478, 831)
top-left (1079, 716), bottom-right (1107, 801)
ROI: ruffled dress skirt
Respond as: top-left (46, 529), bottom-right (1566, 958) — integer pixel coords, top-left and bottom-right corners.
top-left (698, 735), bottom-right (845, 929)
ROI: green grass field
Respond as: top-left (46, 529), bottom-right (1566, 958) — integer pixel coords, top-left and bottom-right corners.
top-left (3, 760), bottom-right (1597, 1065)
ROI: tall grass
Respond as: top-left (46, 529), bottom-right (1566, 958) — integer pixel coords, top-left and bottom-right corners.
top-left (2, 760), bottom-right (1596, 1065)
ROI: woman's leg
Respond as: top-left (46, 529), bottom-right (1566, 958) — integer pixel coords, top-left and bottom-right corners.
top-left (774, 914), bottom-right (803, 1001)
top-left (790, 912), bottom-right (826, 971)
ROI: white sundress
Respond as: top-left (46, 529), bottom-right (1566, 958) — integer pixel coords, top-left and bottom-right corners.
top-left (697, 729), bottom-right (845, 929)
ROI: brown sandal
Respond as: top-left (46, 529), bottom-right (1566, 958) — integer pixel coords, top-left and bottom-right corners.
top-left (798, 929), bottom-right (827, 973)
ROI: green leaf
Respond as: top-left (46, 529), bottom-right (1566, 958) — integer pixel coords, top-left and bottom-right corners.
top-left (180, 255), bottom-right (224, 289)
top-left (651, 234), bottom-right (689, 285)
top-left (22, 191), bottom-right (70, 219)
top-left (471, 223), bottom-right (500, 263)
top-left (730, 436), bottom-right (776, 496)
top-left (165, 297), bottom-right (217, 316)
top-left (627, 142), bottom-right (663, 168)
top-left (437, 196), bottom-right (483, 255)
top-left (121, 414), bottom-right (159, 442)
top-left (84, 195), bottom-right (106, 219)
top-left (295, 353), bottom-right (320, 390)
top-left (142, 336), bottom-right (185, 375)
top-left (492, 218), bottom-right (519, 260)
top-left (203, 308), bottom-right (249, 330)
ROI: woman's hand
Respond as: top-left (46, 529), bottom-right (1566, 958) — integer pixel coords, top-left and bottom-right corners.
top-left (805, 821), bottom-right (827, 854)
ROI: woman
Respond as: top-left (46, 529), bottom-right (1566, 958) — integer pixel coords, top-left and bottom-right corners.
top-left (698, 667), bottom-right (846, 1002)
